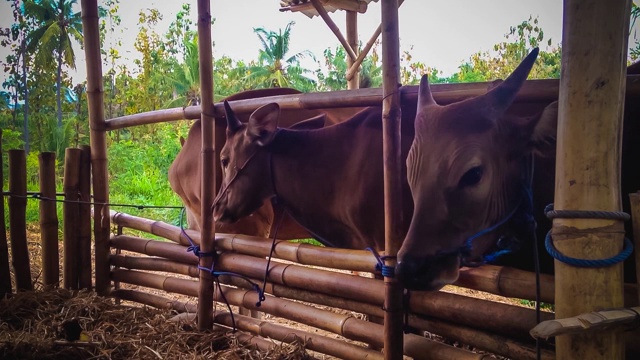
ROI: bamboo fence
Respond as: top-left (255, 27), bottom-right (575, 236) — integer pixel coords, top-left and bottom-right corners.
top-left (0, 131), bottom-right (11, 298)
top-left (79, 145), bottom-right (92, 289)
top-left (38, 152), bottom-right (59, 287)
top-left (8, 149), bottom-right (31, 291)
top-left (553, 0), bottom-right (630, 358)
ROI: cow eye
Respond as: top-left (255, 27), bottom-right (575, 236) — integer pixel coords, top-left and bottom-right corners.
top-left (221, 158), bottom-right (229, 168)
top-left (459, 166), bottom-right (483, 188)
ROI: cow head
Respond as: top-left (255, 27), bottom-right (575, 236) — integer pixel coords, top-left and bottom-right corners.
top-left (213, 101), bottom-right (324, 223)
top-left (396, 48), bottom-right (558, 291)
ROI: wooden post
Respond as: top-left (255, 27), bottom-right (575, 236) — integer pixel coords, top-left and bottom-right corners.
top-left (81, 0), bottom-right (110, 296)
top-left (380, 0), bottom-right (404, 359)
top-left (38, 152), bottom-right (59, 287)
top-left (553, 0), bottom-right (631, 359)
top-left (0, 131), bottom-right (12, 297)
top-left (630, 192), bottom-right (640, 304)
top-left (197, 0), bottom-right (215, 330)
top-left (8, 149), bottom-right (32, 291)
top-left (63, 148), bottom-right (81, 290)
top-left (346, 10), bottom-right (359, 90)
top-left (78, 145), bottom-right (92, 289)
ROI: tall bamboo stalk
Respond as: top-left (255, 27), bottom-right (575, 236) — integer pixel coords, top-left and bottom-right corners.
top-left (81, 0), bottom-right (110, 296)
top-left (39, 152), bottom-right (59, 287)
top-left (380, 1), bottom-right (404, 358)
top-left (197, 0), bottom-right (215, 331)
top-left (0, 131), bottom-right (11, 297)
top-left (554, 0), bottom-right (631, 358)
top-left (78, 145), bottom-right (92, 289)
top-left (346, 10), bottom-right (358, 89)
top-left (8, 149), bottom-right (31, 291)
top-left (63, 148), bottom-right (81, 289)
top-left (629, 192), bottom-right (640, 305)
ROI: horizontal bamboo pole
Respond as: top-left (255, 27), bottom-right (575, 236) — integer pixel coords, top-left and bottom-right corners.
top-left (112, 269), bottom-right (483, 360)
top-left (104, 78), bottom-right (578, 130)
top-left (531, 306), bottom-right (640, 338)
top-left (113, 288), bottom-right (383, 360)
top-left (110, 235), bottom-right (551, 341)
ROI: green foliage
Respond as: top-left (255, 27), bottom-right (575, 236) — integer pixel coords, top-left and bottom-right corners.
top-left (631, 3), bottom-right (640, 62)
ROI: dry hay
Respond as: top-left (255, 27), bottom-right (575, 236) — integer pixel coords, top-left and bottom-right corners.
top-left (0, 288), bottom-right (311, 360)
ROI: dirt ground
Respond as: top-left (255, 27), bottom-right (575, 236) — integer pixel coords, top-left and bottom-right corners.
top-left (1, 225), bottom-right (544, 359)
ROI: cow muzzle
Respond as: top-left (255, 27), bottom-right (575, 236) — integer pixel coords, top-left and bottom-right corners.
top-left (395, 253), bottom-right (461, 291)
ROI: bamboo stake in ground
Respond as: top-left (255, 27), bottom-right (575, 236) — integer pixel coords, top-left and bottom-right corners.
top-left (8, 149), bottom-right (31, 291)
top-left (63, 148), bottom-right (82, 290)
top-left (196, 0), bottom-right (215, 331)
top-left (0, 131), bottom-right (11, 297)
top-left (81, 0), bottom-right (110, 296)
top-left (78, 145), bottom-right (92, 289)
top-left (628, 192), bottom-right (640, 305)
top-left (380, 0), bottom-right (404, 358)
top-left (553, 1), bottom-right (631, 358)
top-left (39, 152), bottom-right (59, 287)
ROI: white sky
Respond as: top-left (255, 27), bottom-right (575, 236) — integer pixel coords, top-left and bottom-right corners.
top-left (1, 0), bottom-right (639, 86)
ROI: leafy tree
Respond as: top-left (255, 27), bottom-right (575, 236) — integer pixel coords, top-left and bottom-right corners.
top-left (630, 3), bottom-right (640, 62)
top-left (24, 0), bottom-right (83, 128)
top-left (316, 44), bottom-right (382, 90)
top-left (240, 21), bottom-right (316, 90)
top-left (165, 31), bottom-right (201, 107)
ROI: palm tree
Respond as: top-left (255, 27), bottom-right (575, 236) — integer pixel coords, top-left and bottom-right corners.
top-left (24, 0), bottom-right (83, 128)
top-left (165, 32), bottom-right (201, 108)
top-left (242, 21), bottom-right (316, 90)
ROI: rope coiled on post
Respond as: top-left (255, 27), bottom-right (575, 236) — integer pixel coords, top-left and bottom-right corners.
top-left (544, 204), bottom-right (634, 267)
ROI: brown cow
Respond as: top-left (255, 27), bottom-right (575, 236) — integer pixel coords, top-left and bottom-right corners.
top-left (169, 88), bottom-right (360, 239)
top-left (211, 50), bottom-right (558, 288)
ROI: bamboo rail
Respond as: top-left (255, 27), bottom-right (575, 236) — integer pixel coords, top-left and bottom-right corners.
top-left (63, 148), bottom-right (82, 289)
top-left (81, 0), bottom-right (110, 296)
top-left (110, 235), bottom-right (552, 340)
top-left (114, 288), bottom-right (384, 360)
top-left (38, 152), bottom-right (59, 287)
top-left (104, 78), bottom-right (573, 130)
top-left (8, 149), bottom-right (31, 291)
top-left (0, 131), bottom-right (11, 297)
top-left (79, 145), bottom-right (92, 289)
top-left (553, 1), bottom-right (630, 359)
top-left (196, 0), bottom-right (215, 331)
top-left (112, 269), bottom-right (483, 360)
top-left (531, 306), bottom-right (640, 338)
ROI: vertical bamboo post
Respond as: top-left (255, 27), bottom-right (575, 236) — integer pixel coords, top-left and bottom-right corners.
top-left (0, 131), bottom-right (12, 297)
top-left (81, 0), bottom-right (110, 296)
top-left (63, 148), bottom-right (81, 289)
top-left (39, 152), bottom-right (59, 287)
top-left (380, 0), bottom-right (404, 359)
top-left (553, 0), bottom-right (631, 358)
top-left (78, 145), bottom-right (92, 289)
top-left (197, 0), bottom-right (215, 330)
top-left (346, 10), bottom-right (359, 90)
top-left (631, 192), bottom-right (640, 304)
top-left (8, 149), bottom-right (31, 291)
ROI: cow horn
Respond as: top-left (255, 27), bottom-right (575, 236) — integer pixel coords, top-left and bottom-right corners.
top-left (223, 100), bottom-right (242, 132)
top-left (485, 47), bottom-right (539, 115)
top-left (418, 74), bottom-right (437, 107)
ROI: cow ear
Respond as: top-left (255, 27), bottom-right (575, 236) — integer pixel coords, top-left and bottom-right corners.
top-left (224, 100), bottom-right (243, 133)
top-left (247, 103), bottom-right (280, 146)
top-left (485, 48), bottom-right (539, 117)
top-left (289, 114), bottom-right (325, 130)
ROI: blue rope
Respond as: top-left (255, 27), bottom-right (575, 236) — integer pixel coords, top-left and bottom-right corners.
top-left (544, 232), bottom-right (633, 268)
top-left (366, 247), bottom-right (396, 277)
top-left (543, 204), bottom-right (633, 267)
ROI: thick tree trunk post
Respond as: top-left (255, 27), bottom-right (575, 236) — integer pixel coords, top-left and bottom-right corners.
top-left (380, 0), bottom-right (404, 359)
top-left (39, 152), bottom-right (59, 287)
top-left (81, 0), bottom-right (110, 296)
top-left (346, 10), bottom-right (359, 90)
top-left (554, 0), bottom-right (631, 359)
top-left (197, 0), bottom-right (215, 331)
top-left (63, 148), bottom-right (82, 290)
top-left (78, 145), bottom-right (92, 289)
top-left (0, 132), bottom-right (12, 297)
top-left (8, 149), bottom-right (31, 291)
